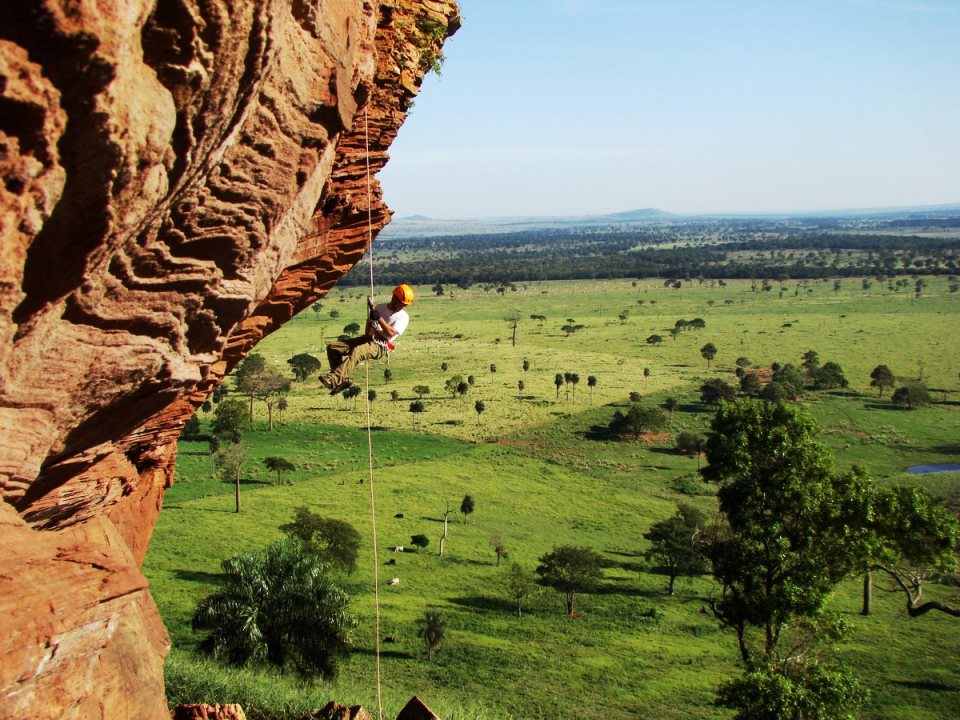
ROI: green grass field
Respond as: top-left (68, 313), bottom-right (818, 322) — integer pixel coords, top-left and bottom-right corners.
top-left (145, 277), bottom-right (960, 719)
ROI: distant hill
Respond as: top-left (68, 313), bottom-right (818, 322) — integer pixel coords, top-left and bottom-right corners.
top-left (599, 208), bottom-right (673, 221)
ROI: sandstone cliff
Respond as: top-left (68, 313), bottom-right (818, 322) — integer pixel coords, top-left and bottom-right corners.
top-left (0, 2), bottom-right (459, 717)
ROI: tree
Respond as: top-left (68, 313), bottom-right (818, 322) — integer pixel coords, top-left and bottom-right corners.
top-left (418, 610), bottom-right (446, 659)
top-left (739, 371), bottom-right (762, 396)
top-left (522, 358), bottom-right (531, 372)
top-left (409, 400), bottom-right (425, 427)
top-left (311, 301), bottom-right (323, 319)
top-left (192, 538), bottom-right (353, 677)
top-left (663, 397), bottom-right (678, 415)
top-left (554, 373), bottom-right (564, 399)
top-left (700, 342), bottom-right (718, 368)
top-left (383, 368), bottom-right (393, 384)
top-left (570, 373), bottom-right (580, 401)
top-left (211, 398), bottom-right (249, 444)
top-left (342, 384), bottom-right (362, 409)
top-left (263, 456), bottom-right (295, 485)
top-left (234, 354), bottom-right (266, 420)
top-left (182, 414), bottom-right (202, 439)
top-left (801, 349), bottom-right (820, 378)
top-left (342, 322), bottom-right (361, 337)
top-left (444, 375), bottom-right (463, 398)
top-left (700, 402), bottom-right (876, 717)
top-left (505, 562), bottom-right (537, 617)
top-left (460, 494), bottom-right (475, 524)
top-left (735, 356), bottom-right (751, 369)
top-left (504, 313), bottom-right (521, 347)
top-left (587, 375), bottom-right (597, 404)
top-left (517, 379), bottom-right (525, 399)
top-left (474, 400), bottom-right (485, 425)
top-left (700, 378), bottom-right (737, 405)
top-left (812, 361), bottom-right (848, 390)
top-left (280, 508), bottom-right (362, 574)
top-left (868, 485), bottom-right (960, 618)
top-left (236, 357), bottom-right (290, 429)
top-left (214, 442), bottom-right (246, 513)
top-left (759, 381), bottom-right (791, 403)
top-left (675, 432), bottom-right (706, 468)
top-left (390, 390), bottom-right (400, 402)
top-left (287, 353), bottom-right (321, 382)
top-left (643, 504), bottom-right (709, 595)
top-left (869, 364), bottom-right (896, 397)
top-left (772, 363), bottom-right (805, 399)
top-left (490, 532), bottom-right (509, 566)
top-left (412, 385), bottom-right (431, 399)
top-left (892, 383), bottom-right (931, 409)
top-left (609, 404), bottom-right (666, 440)
top-left (536, 545), bottom-right (604, 615)
top-left (410, 534), bottom-right (430, 551)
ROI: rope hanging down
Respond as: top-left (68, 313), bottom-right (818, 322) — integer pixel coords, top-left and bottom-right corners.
top-left (361, 106), bottom-right (384, 720)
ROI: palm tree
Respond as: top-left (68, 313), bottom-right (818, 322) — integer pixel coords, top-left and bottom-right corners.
top-left (418, 610), bottom-right (446, 659)
top-left (192, 538), bottom-right (354, 677)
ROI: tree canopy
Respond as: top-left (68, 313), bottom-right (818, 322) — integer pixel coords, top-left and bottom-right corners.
top-left (536, 545), bottom-right (604, 615)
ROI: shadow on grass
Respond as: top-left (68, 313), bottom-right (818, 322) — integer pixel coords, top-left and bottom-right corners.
top-left (353, 647), bottom-right (415, 660)
top-left (581, 425), bottom-right (619, 441)
top-left (449, 595), bottom-right (516, 614)
top-left (890, 679), bottom-right (958, 692)
top-left (174, 569), bottom-right (223, 584)
top-left (928, 444), bottom-right (960, 455)
top-left (593, 580), bottom-right (658, 598)
top-left (863, 403), bottom-right (906, 411)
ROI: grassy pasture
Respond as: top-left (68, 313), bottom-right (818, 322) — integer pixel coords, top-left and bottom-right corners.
top-left (145, 277), bottom-right (960, 719)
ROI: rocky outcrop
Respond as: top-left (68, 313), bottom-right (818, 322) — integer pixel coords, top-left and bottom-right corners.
top-left (0, 1), bottom-right (459, 718)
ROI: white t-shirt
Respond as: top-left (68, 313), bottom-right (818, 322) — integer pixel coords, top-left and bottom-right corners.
top-left (373, 303), bottom-right (409, 347)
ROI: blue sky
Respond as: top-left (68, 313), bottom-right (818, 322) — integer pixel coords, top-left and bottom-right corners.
top-left (377, 0), bottom-right (960, 218)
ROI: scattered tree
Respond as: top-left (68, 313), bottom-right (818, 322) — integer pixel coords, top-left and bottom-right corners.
top-left (646, 334), bottom-right (663, 346)
top-left (413, 385), bottom-right (431, 399)
top-left (536, 545), bottom-right (604, 615)
top-left (587, 375), bottom-right (598, 404)
top-left (505, 313), bottom-right (521, 347)
top-left (490, 532), bottom-right (509, 566)
top-left (609, 404), bottom-right (666, 440)
top-left (460, 494), bottom-right (475, 524)
top-left (263, 456), bottom-right (295, 485)
top-left (287, 353), bottom-right (322, 382)
top-left (505, 562), bottom-right (537, 617)
top-left (342, 322), bottom-right (361, 337)
top-left (643, 504), bottom-right (709, 594)
top-left (418, 611), bottom-right (446, 659)
top-left (409, 400), bottom-right (425, 427)
top-left (700, 342), bottom-right (718, 368)
top-left (812, 361), bottom-right (848, 390)
top-left (675, 432), bottom-right (706, 468)
top-left (280, 508), bottom-right (362, 574)
top-left (410, 534), bottom-right (430, 551)
top-left (869, 364), bottom-right (896, 397)
top-left (554, 373), bottom-right (564, 399)
top-left (212, 398), bottom-right (250, 444)
top-left (700, 378), bottom-right (737, 405)
top-left (739, 371), bottom-right (762, 396)
top-left (214, 442), bottom-right (246, 513)
top-left (892, 383), bottom-right (931, 409)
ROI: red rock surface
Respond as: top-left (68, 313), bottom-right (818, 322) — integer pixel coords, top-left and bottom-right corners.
top-left (0, 1), bottom-right (459, 717)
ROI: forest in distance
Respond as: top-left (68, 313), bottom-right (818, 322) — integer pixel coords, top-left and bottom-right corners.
top-left (346, 210), bottom-right (960, 287)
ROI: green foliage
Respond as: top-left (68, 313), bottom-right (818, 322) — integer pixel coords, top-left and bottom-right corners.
top-left (643, 504), bottom-right (709, 594)
top-left (891, 383), bottom-right (931, 409)
top-left (413, 384), bottom-right (431, 398)
top-left (812, 361), bottom-right (849, 390)
top-left (536, 545), bottom-right (604, 615)
top-left (609, 404), bottom-right (666, 440)
top-left (716, 665), bottom-right (867, 720)
top-left (869, 364), bottom-right (896, 397)
top-left (182, 414), bottom-right (202, 439)
top-left (700, 342), bottom-right (718, 367)
top-left (280, 507), bottom-right (362, 574)
top-left (772, 363), bottom-right (805, 399)
top-left (287, 353), bottom-right (321, 382)
top-left (504, 562), bottom-right (537, 616)
top-left (212, 398), bottom-right (250, 442)
top-left (460, 494), bottom-right (475, 522)
top-left (410, 533), bottom-right (430, 550)
top-left (192, 538), bottom-right (353, 677)
top-left (740, 371), bottom-right (762, 396)
top-left (263, 456), bottom-right (295, 485)
top-left (675, 432), bottom-right (705, 457)
top-left (700, 378), bottom-right (736, 405)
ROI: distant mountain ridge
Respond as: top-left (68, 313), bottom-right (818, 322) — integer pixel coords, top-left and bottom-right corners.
top-left (382, 203), bottom-right (960, 239)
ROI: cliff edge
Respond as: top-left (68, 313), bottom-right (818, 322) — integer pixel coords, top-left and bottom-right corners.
top-left (0, 1), bottom-right (459, 717)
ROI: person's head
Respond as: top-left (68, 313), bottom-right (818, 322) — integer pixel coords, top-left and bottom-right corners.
top-left (391, 283), bottom-right (414, 309)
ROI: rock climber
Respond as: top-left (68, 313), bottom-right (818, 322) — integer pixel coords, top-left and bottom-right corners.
top-left (319, 283), bottom-right (414, 394)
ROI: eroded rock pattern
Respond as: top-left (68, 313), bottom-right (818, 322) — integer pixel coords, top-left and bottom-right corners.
top-left (0, 1), bottom-right (459, 717)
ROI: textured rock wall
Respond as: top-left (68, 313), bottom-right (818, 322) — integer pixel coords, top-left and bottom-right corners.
top-left (0, 1), bottom-right (459, 717)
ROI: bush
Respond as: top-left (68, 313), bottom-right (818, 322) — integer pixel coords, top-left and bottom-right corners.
top-left (192, 538), bottom-right (354, 677)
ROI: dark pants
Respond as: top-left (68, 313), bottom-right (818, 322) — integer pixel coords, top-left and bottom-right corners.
top-left (326, 335), bottom-right (386, 385)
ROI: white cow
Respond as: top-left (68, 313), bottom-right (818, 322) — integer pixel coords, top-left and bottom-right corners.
top-left (393, 545), bottom-right (404, 553)
top-left (388, 577), bottom-right (400, 586)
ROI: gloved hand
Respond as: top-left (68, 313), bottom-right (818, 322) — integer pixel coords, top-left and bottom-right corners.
top-left (369, 308), bottom-right (381, 321)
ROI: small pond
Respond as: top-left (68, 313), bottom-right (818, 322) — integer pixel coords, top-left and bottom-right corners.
top-left (905, 464), bottom-right (960, 474)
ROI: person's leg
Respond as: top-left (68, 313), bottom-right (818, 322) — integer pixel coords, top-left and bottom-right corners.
top-left (326, 340), bottom-right (349, 374)
top-left (327, 338), bottom-right (384, 385)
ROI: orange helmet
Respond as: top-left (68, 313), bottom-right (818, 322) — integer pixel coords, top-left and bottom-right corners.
top-left (392, 283), bottom-right (414, 305)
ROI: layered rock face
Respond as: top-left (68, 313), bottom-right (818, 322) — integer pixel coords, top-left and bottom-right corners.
top-left (0, 1), bottom-right (459, 717)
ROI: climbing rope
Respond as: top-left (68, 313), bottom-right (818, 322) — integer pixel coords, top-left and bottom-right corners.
top-left (361, 105), bottom-right (384, 720)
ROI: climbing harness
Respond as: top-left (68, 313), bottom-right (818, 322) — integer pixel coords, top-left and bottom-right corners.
top-left (361, 105), bottom-right (384, 720)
